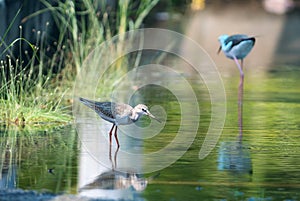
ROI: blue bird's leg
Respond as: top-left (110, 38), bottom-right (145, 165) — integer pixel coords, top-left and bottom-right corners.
top-left (233, 56), bottom-right (244, 77)
top-left (241, 59), bottom-right (244, 71)
top-left (233, 56), bottom-right (244, 137)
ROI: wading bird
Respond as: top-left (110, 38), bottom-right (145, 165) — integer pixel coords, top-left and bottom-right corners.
top-left (218, 34), bottom-right (255, 136)
top-left (79, 97), bottom-right (160, 147)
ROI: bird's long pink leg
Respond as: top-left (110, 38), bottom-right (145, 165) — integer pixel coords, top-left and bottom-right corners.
top-left (233, 56), bottom-right (244, 138)
top-left (114, 126), bottom-right (120, 147)
top-left (109, 124), bottom-right (115, 146)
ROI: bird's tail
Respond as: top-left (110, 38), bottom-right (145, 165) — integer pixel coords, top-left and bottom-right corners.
top-left (79, 97), bottom-right (96, 110)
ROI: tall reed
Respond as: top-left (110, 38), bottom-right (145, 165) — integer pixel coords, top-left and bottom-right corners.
top-left (0, 0), bottom-right (159, 128)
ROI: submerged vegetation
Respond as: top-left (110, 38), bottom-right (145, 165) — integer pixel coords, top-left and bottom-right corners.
top-left (0, 0), bottom-right (159, 128)
top-left (0, 125), bottom-right (78, 192)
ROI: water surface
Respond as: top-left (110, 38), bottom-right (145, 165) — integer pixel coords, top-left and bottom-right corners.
top-left (1, 68), bottom-right (300, 200)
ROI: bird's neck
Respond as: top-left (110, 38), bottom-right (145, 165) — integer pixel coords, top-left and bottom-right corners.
top-left (221, 41), bottom-right (232, 52)
top-left (130, 111), bottom-right (141, 122)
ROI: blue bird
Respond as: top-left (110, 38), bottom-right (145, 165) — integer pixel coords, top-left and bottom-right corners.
top-left (218, 34), bottom-right (255, 74)
top-left (218, 34), bottom-right (255, 137)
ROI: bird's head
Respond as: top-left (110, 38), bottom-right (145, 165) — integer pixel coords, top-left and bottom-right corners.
top-left (134, 104), bottom-right (161, 123)
top-left (218, 34), bottom-right (229, 43)
top-left (217, 34), bottom-right (229, 54)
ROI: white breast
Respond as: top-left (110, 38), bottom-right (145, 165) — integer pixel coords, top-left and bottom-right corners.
top-left (115, 115), bottom-right (133, 125)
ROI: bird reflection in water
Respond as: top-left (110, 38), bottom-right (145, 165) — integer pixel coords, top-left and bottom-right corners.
top-left (109, 144), bottom-right (119, 170)
top-left (79, 169), bottom-right (150, 192)
top-left (218, 139), bottom-right (252, 175)
top-left (79, 141), bottom-right (159, 192)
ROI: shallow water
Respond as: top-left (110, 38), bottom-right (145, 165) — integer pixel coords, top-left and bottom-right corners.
top-left (1, 0), bottom-right (300, 200)
top-left (1, 68), bottom-right (300, 200)
top-left (0, 126), bottom-right (78, 194)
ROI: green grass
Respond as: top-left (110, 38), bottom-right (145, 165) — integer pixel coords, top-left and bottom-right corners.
top-left (0, 0), bottom-right (159, 129)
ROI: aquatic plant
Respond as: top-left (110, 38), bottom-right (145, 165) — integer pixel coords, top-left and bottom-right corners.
top-left (0, 0), bottom-right (159, 128)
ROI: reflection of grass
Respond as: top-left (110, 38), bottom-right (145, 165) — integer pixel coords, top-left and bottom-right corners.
top-left (0, 0), bottom-right (159, 127)
top-left (0, 126), bottom-right (77, 193)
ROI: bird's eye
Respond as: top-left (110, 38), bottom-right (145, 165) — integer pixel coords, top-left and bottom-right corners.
top-left (142, 108), bottom-right (147, 112)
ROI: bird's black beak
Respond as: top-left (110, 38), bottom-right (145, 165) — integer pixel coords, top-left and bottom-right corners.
top-left (217, 46), bottom-right (222, 54)
top-left (148, 112), bottom-right (161, 123)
